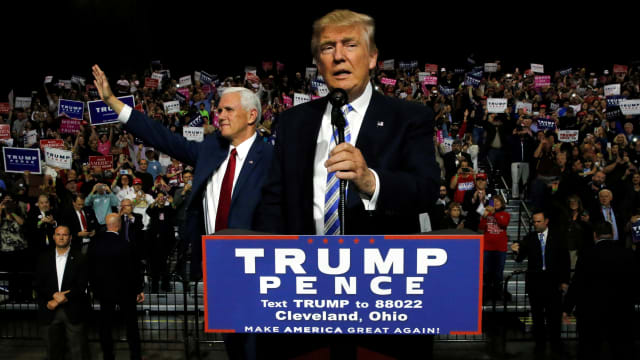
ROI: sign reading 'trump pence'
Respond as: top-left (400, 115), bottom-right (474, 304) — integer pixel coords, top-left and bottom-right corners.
top-left (202, 234), bottom-right (483, 336)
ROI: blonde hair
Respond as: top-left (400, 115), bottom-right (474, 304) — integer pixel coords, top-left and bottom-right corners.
top-left (311, 9), bottom-right (377, 60)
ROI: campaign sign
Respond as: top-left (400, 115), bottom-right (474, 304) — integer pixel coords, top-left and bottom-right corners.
top-left (632, 219), bottom-right (640, 244)
top-left (89, 155), bottom-right (113, 170)
top-left (145, 78), bottom-right (159, 89)
top-left (604, 84), bottom-right (621, 97)
top-left (294, 93), bottom-right (311, 107)
top-left (558, 130), bottom-right (579, 143)
top-left (619, 100), bottom-right (640, 115)
top-left (317, 83), bottom-right (329, 97)
top-left (0, 124), bottom-right (10, 139)
top-left (44, 147), bottom-right (72, 170)
top-left (71, 75), bottom-right (86, 86)
top-left (200, 71), bottom-right (214, 85)
top-left (606, 95), bottom-right (625, 108)
top-left (15, 96), bottom-right (32, 109)
top-left (381, 78), bottom-right (397, 86)
top-left (58, 99), bottom-right (84, 120)
top-left (87, 95), bottom-right (135, 125)
top-left (305, 67), bottom-right (317, 80)
top-left (537, 119), bottom-right (556, 130)
top-left (438, 86), bottom-right (455, 96)
top-left (484, 63), bottom-right (497, 73)
top-left (425, 64), bottom-right (438, 73)
top-left (464, 75), bottom-right (480, 88)
top-left (613, 64), bottom-right (628, 74)
top-left (418, 72), bottom-right (428, 82)
top-left (44, 75), bottom-right (53, 84)
top-left (40, 139), bottom-right (65, 152)
top-left (487, 98), bottom-right (508, 113)
top-left (382, 59), bottom-right (395, 71)
top-left (177, 87), bottom-right (191, 103)
top-left (202, 234), bottom-right (483, 335)
top-left (60, 118), bottom-right (82, 134)
top-left (283, 95), bottom-right (293, 109)
top-left (163, 100), bottom-right (180, 115)
top-left (531, 63), bottom-right (544, 74)
top-left (3, 147), bottom-right (41, 174)
top-left (424, 77), bottom-right (438, 86)
top-left (534, 75), bottom-right (551, 88)
top-left (0, 102), bottom-right (9, 114)
top-left (515, 102), bottom-right (532, 114)
top-left (183, 127), bottom-right (204, 142)
top-left (559, 68), bottom-right (572, 76)
top-left (179, 75), bottom-right (192, 87)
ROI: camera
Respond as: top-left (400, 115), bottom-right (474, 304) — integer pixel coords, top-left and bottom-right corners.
top-left (462, 167), bottom-right (472, 173)
top-left (120, 169), bottom-right (128, 175)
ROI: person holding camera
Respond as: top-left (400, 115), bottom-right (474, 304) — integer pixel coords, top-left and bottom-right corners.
top-left (84, 183), bottom-right (119, 228)
top-left (25, 194), bottom-right (59, 254)
top-left (449, 159), bottom-right (475, 204)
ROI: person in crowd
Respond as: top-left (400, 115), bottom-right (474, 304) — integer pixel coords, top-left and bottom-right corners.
top-left (0, 192), bottom-right (28, 301)
top-left (145, 192), bottom-right (176, 292)
top-left (430, 184), bottom-right (450, 231)
top-left (84, 183), bottom-right (119, 227)
top-left (563, 221), bottom-right (639, 360)
top-left (133, 158), bottom-right (154, 193)
top-left (511, 210), bottom-right (570, 353)
top-left (589, 189), bottom-right (623, 243)
top-left (34, 225), bottom-right (90, 360)
top-left (449, 159), bottom-right (476, 204)
top-left (561, 195), bottom-right (592, 271)
top-left (25, 194), bottom-right (59, 254)
top-left (439, 201), bottom-right (466, 230)
top-left (119, 199), bottom-right (145, 269)
top-left (173, 170), bottom-right (193, 275)
top-left (110, 172), bottom-right (135, 201)
top-left (165, 157), bottom-right (184, 189)
top-left (62, 194), bottom-right (98, 252)
top-left (89, 214), bottom-right (144, 360)
top-left (462, 172), bottom-right (494, 231)
top-left (478, 195), bottom-right (510, 302)
top-left (442, 139), bottom-right (472, 185)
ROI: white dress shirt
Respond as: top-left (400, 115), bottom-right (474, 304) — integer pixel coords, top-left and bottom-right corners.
top-left (75, 209), bottom-right (91, 244)
top-left (313, 82), bottom-right (380, 234)
top-left (55, 248), bottom-right (70, 292)
top-left (119, 105), bottom-right (257, 234)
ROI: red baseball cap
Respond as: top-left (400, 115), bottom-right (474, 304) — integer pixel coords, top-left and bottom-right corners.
top-left (133, 178), bottom-right (143, 185)
top-left (476, 172), bottom-right (488, 180)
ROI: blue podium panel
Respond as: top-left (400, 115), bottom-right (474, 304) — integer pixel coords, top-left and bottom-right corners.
top-left (202, 234), bottom-right (483, 335)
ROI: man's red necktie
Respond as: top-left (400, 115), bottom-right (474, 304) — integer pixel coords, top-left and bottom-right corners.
top-left (215, 148), bottom-right (237, 232)
top-left (80, 210), bottom-right (88, 231)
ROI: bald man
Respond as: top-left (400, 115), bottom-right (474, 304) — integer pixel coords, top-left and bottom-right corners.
top-left (89, 213), bottom-right (144, 360)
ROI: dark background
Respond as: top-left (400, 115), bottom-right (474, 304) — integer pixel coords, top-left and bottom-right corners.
top-left (2, 1), bottom-right (638, 97)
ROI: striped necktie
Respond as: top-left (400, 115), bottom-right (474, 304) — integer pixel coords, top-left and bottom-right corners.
top-left (324, 104), bottom-right (353, 235)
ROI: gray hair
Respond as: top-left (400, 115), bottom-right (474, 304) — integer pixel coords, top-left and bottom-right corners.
top-left (221, 87), bottom-right (261, 124)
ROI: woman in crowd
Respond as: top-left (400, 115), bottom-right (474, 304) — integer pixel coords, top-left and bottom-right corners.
top-left (440, 202), bottom-right (466, 230)
top-left (478, 195), bottom-right (510, 302)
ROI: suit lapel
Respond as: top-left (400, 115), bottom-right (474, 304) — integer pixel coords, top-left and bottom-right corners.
top-left (190, 134), bottom-right (229, 207)
top-left (299, 99), bottom-right (327, 215)
top-left (231, 135), bottom-right (263, 206)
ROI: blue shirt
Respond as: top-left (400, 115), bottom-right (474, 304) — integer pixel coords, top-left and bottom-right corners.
top-left (85, 193), bottom-right (119, 224)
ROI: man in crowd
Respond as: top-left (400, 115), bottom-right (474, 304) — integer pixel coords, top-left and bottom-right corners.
top-left (84, 182), bottom-right (119, 227)
top-left (25, 194), bottom-right (59, 254)
top-left (89, 213), bottom-right (144, 360)
top-left (589, 189), bottom-right (623, 242)
top-left (563, 221), bottom-right (639, 360)
top-left (253, 9), bottom-right (440, 359)
top-left (62, 194), bottom-right (98, 252)
top-left (511, 210), bottom-right (570, 354)
top-left (34, 225), bottom-right (90, 360)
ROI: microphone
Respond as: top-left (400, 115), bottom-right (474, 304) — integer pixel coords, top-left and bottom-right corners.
top-left (329, 88), bottom-right (348, 144)
top-left (328, 88), bottom-right (348, 235)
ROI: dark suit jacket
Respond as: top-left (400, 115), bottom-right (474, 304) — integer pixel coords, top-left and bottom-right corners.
top-left (254, 90), bottom-right (441, 235)
top-left (589, 205), bottom-right (624, 241)
top-left (121, 213), bottom-right (144, 262)
top-left (24, 207), bottom-right (58, 254)
top-left (89, 231), bottom-right (143, 301)
top-left (124, 109), bottom-right (273, 279)
top-left (61, 207), bottom-right (99, 249)
top-left (515, 228), bottom-right (571, 294)
top-left (34, 248), bottom-right (90, 325)
top-left (564, 240), bottom-right (640, 321)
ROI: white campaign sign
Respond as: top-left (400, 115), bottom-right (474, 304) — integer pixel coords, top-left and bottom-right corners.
top-left (570, 104), bottom-right (582, 114)
top-left (558, 130), bottom-right (579, 143)
top-left (305, 67), bottom-right (317, 79)
top-left (516, 101), bottom-right (532, 114)
top-left (183, 127), bottom-right (204, 142)
top-left (619, 99), bottom-right (640, 115)
top-left (194, 71), bottom-right (201, 83)
top-left (163, 100), bottom-right (180, 114)
top-left (531, 63), bottom-right (544, 74)
top-left (294, 93), bottom-right (311, 106)
top-left (487, 98), bottom-right (508, 113)
top-left (15, 97), bottom-right (31, 109)
top-left (44, 76), bottom-right (53, 84)
top-left (317, 83), bottom-right (329, 97)
top-left (484, 63), bottom-right (498, 73)
top-left (604, 84), bottom-right (621, 97)
top-left (179, 75), bottom-right (192, 87)
top-left (418, 72), bottom-right (428, 82)
top-left (44, 147), bottom-right (73, 169)
top-left (383, 59), bottom-right (395, 70)
top-left (442, 138), bottom-right (454, 153)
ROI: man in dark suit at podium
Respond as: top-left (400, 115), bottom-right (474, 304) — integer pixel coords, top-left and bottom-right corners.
top-left (254, 9), bottom-right (440, 360)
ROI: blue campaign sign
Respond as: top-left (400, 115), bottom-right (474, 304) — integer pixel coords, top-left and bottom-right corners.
top-left (58, 99), bottom-right (84, 120)
top-left (87, 95), bottom-right (135, 125)
top-left (202, 234), bottom-right (483, 336)
top-left (537, 118), bottom-right (556, 130)
top-left (3, 147), bottom-right (41, 174)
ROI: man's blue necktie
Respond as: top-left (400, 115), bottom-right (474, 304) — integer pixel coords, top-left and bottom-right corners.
top-left (324, 104), bottom-right (353, 235)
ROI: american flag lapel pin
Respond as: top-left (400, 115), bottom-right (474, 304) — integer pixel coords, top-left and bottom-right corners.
top-left (249, 160), bottom-right (254, 164)
top-left (377, 121), bottom-right (384, 127)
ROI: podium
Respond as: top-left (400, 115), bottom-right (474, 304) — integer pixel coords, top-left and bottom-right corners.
top-left (202, 229), bottom-right (483, 359)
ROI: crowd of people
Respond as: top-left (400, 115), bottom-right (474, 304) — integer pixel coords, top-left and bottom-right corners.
top-left (1, 50), bottom-right (640, 358)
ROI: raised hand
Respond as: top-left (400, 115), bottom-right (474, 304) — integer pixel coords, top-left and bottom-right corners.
top-left (92, 65), bottom-right (114, 102)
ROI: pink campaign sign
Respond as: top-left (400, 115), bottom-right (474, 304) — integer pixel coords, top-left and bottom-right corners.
top-left (381, 77), bottom-right (397, 86)
top-left (0, 124), bottom-right (10, 139)
top-left (283, 95), bottom-right (293, 108)
top-left (177, 87), bottom-right (191, 102)
top-left (424, 76), bottom-right (438, 85)
top-left (534, 75), bottom-right (551, 88)
top-left (60, 118), bottom-right (82, 134)
top-left (425, 64), bottom-right (438, 73)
